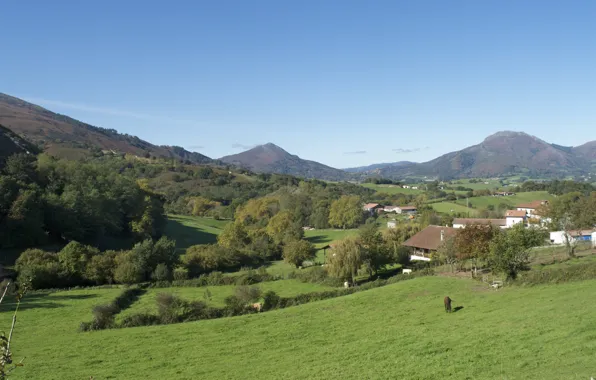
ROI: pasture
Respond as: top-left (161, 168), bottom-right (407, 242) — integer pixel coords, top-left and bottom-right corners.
top-left (450, 178), bottom-right (502, 190)
top-left (361, 183), bottom-right (424, 195)
top-left (430, 201), bottom-right (476, 215)
top-left (2, 276), bottom-right (596, 379)
top-left (164, 214), bottom-right (230, 250)
top-left (456, 191), bottom-right (553, 209)
top-left (304, 228), bottom-right (359, 249)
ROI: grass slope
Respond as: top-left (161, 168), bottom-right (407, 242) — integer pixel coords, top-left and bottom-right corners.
top-left (431, 201), bottom-right (477, 215)
top-left (3, 276), bottom-right (596, 379)
top-left (456, 191), bottom-right (553, 209)
top-left (118, 280), bottom-right (334, 319)
top-left (164, 215), bottom-right (230, 251)
top-left (361, 183), bottom-right (424, 195)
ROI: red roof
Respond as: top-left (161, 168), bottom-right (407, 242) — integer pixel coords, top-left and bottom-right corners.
top-left (402, 225), bottom-right (457, 251)
top-left (506, 210), bottom-right (527, 218)
top-left (363, 203), bottom-right (381, 209)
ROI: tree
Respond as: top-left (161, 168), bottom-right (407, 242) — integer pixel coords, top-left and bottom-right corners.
top-left (328, 196), bottom-right (363, 229)
top-left (58, 241), bottom-right (99, 280)
top-left (434, 237), bottom-right (458, 272)
top-left (489, 224), bottom-right (533, 280)
top-left (217, 222), bottom-right (250, 250)
top-left (358, 223), bottom-right (392, 277)
top-left (453, 224), bottom-right (497, 276)
top-left (326, 237), bottom-right (364, 284)
top-left (85, 251), bottom-right (117, 285)
top-left (234, 285), bottom-right (262, 304)
top-left (266, 210), bottom-right (303, 245)
top-left (151, 263), bottom-right (172, 281)
top-left (282, 240), bottom-right (316, 268)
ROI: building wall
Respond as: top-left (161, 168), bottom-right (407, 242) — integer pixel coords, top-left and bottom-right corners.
top-left (453, 223), bottom-right (464, 229)
top-left (506, 217), bottom-right (524, 228)
top-left (550, 231), bottom-right (592, 245)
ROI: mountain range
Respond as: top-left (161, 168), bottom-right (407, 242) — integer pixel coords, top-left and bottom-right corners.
top-left (0, 92), bottom-right (594, 180)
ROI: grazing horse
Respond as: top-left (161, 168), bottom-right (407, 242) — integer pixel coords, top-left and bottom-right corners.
top-left (444, 296), bottom-right (452, 313)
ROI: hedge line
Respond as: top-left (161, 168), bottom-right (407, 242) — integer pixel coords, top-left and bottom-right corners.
top-left (80, 269), bottom-right (434, 331)
top-left (79, 285), bottom-right (147, 331)
top-left (514, 260), bottom-right (596, 286)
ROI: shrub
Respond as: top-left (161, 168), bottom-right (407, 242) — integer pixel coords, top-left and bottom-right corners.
top-left (119, 313), bottom-right (161, 328)
top-left (156, 293), bottom-right (187, 324)
top-left (114, 260), bottom-right (144, 285)
top-left (91, 304), bottom-right (118, 330)
top-left (262, 291), bottom-right (280, 311)
top-left (514, 261), bottom-right (596, 286)
top-left (151, 263), bottom-right (172, 282)
top-left (173, 266), bottom-right (189, 281)
top-left (85, 251), bottom-right (117, 285)
top-left (234, 285), bottom-right (262, 304)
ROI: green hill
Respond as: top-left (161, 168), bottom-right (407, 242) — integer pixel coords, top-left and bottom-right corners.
top-left (3, 276), bottom-right (596, 379)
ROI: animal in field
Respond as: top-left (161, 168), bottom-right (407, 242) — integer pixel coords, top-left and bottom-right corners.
top-left (251, 302), bottom-right (263, 312)
top-left (444, 296), bottom-right (452, 313)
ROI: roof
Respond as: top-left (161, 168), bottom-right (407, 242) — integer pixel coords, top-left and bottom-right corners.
top-left (453, 218), bottom-right (506, 226)
top-left (398, 205), bottom-right (417, 210)
top-left (517, 200), bottom-right (549, 209)
top-left (506, 210), bottom-right (527, 218)
top-left (363, 203), bottom-right (380, 209)
top-left (402, 225), bottom-right (457, 251)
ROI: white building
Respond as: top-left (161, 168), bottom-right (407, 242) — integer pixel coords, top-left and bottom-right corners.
top-left (395, 206), bottom-right (417, 214)
top-left (516, 200), bottom-right (549, 219)
top-left (505, 210), bottom-right (527, 228)
top-left (549, 230), bottom-right (594, 245)
top-left (452, 218), bottom-right (507, 229)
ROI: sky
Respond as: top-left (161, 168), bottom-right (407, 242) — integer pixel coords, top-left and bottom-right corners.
top-left (1, 0), bottom-right (595, 168)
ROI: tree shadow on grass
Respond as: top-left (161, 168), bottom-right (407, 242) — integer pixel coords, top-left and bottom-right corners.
top-left (0, 293), bottom-right (99, 312)
top-left (453, 306), bottom-right (464, 313)
top-left (305, 235), bottom-right (332, 245)
top-left (165, 219), bottom-right (219, 251)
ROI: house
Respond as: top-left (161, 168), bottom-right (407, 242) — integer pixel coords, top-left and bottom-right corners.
top-left (402, 225), bottom-right (457, 258)
top-left (384, 206), bottom-right (398, 213)
top-left (549, 230), bottom-right (594, 245)
top-left (493, 191), bottom-right (515, 197)
top-left (387, 219), bottom-right (397, 229)
top-left (363, 203), bottom-right (384, 214)
top-left (395, 205), bottom-right (417, 214)
top-left (505, 210), bottom-right (527, 228)
top-left (452, 218), bottom-right (507, 229)
top-left (593, 231), bottom-right (596, 248)
top-left (516, 200), bottom-right (549, 218)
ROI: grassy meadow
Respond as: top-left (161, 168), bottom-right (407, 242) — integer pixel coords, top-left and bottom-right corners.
top-left (2, 276), bottom-right (596, 379)
top-left (430, 201), bottom-right (477, 215)
top-left (164, 214), bottom-right (230, 251)
top-left (455, 191), bottom-right (553, 209)
top-left (361, 183), bottom-right (424, 195)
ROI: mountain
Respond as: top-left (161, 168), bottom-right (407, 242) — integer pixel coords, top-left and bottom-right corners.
top-left (0, 93), bottom-right (211, 163)
top-left (376, 131), bottom-right (595, 180)
top-left (219, 143), bottom-right (351, 181)
top-left (0, 124), bottom-right (40, 167)
top-left (343, 161), bottom-right (414, 173)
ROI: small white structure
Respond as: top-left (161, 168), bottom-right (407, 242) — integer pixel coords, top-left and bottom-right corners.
top-left (592, 231), bottom-right (596, 248)
top-left (344, 281), bottom-right (350, 289)
top-left (505, 210), bottom-right (526, 228)
top-left (387, 219), bottom-right (397, 229)
top-left (550, 230), bottom-right (594, 245)
top-left (402, 269), bottom-right (412, 274)
top-left (410, 255), bottom-right (431, 262)
top-left (395, 206), bottom-right (417, 214)
top-left (452, 218), bottom-right (507, 229)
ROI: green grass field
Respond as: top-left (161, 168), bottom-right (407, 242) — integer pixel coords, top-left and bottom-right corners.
top-left (3, 276), bottom-right (596, 379)
top-left (117, 280), bottom-right (334, 320)
top-left (164, 214), bottom-right (231, 250)
top-left (361, 183), bottom-right (424, 195)
top-left (431, 201), bottom-right (477, 215)
top-left (450, 179), bottom-right (503, 190)
top-left (455, 191), bottom-right (553, 209)
top-left (304, 228), bottom-right (359, 248)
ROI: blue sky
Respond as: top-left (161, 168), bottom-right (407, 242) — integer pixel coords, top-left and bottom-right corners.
top-left (2, 0), bottom-right (595, 168)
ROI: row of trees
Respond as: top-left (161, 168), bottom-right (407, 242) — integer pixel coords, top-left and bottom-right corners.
top-left (434, 223), bottom-right (548, 279)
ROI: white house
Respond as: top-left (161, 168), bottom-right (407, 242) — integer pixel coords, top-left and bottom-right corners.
top-left (593, 231), bottom-right (596, 248)
top-left (516, 200), bottom-right (549, 219)
top-left (549, 230), bottom-right (594, 245)
top-left (505, 210), bottom-right (526, 228)
top-left (395, 206), bottom-right (417, 214)
top-left (384, 206), bottom-right (398, 213)
top-left (452, 218), bottom-right (507, 229)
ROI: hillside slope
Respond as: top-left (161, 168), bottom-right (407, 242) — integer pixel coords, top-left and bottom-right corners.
top-left (0, 124), bottom-right (39, 167)
top-left (0, 93), bottom-right (211, 163)
top-left (220, 143), bottom-right (351, 181)
top-left (379, 131), bottom-right (592, 179)
top-left (3, 276), bottom-right (596, 379)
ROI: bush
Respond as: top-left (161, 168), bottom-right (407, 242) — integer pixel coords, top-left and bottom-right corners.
top-left (151, 263), bottom-right (171, 282)
top-left (91, 304), bottom-right (118, 330)
top-left (156, 293), bottom-right (187, 324)
top-left (234, 285), bottom-right (262, 304)
top-left (119, 313), bottom-right (161, 328)
top-left (514, 261), bottom-right (596, 286)
top-left (173, 266), bottom-right (189, 281)
top-left (262, 291), bottom-right (280, 311)
top-left (114, 260), bottom-right (144, 284)
top-left (288, 266), bottom-right (343, 287)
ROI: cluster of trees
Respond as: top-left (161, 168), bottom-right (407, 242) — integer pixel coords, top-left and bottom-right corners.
top-left (434, 224), bottom-right (548, 280)
top-left (15, 238), bottom-right (178, 289)
top-left (510, 180), bottom-right (594, 195)
top-left (363, 178), bottom-right (401, 185)
top-left (0, 153), bottom-right (166, 250)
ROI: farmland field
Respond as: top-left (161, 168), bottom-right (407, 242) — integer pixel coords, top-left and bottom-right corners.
top-left (304, 228), bottom-right (359, 248)
top-left (3, 276), bottom-right (596, 379)
top-left (117, 279), bottom-right (335, 319)
top-left (455, 191), bottom-right (553, 209)
top-left (431, 201), bottom-right (476, 215)
top-left (361, 183), bottom-right (424, 194)
top-left (165, 214), bottom-right (231, 250)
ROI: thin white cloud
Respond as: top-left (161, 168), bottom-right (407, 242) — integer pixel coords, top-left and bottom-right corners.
top-left (232, 143), bottom-right (257, 150)
top-left (393, 146), bottom-right (430, 154)
top-left (20, 96), bottom-right (197, 125)
top-left (343, 150), bottom-right (367, 155)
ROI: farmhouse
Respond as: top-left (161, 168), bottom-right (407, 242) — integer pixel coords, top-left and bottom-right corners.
top-left (395, 205), bottom-right (417, 214)
top-left (550, 230), bottom-right (594, 245)
top-left (363, 203), bottom-right (383, 214)
top-left (402, 225), bottom-right (457, 258)
top-left (516, 200), bottom-right (549, 218)
top-left (452, 218), bottom-right (506, 229)
top-left (505, 210), bottom-right (527, 228)
top-left (493, 191), bottom-right (515, 197)
top-left (384, 206), bottom-right (398, 213)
